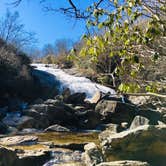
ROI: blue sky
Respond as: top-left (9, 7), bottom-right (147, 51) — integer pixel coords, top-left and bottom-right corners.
top-left (0, 0), bottom-right (89, 49)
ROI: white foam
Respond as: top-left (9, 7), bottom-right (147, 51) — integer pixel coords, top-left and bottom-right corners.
top-left (32, 64), bottom-right (116, 99)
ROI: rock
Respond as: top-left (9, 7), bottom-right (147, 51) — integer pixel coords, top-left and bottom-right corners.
top-left (129, 96), bottom-right (150, 106)
top-left (64, 92), bottom-right (86, 105)
top-left (74, 106), bottom-right (86, 111)
top-left (2, 114), bottom-right (37, 130)
top-left (76, 110), bottom-right (101, 129)
top-left (22, 109), bottom-right (50, 129)
top-left (46, 103), bottom-right (78, 126)
top-left (32, 98), bottom-right (44, 104)
top-left (44, 124), bottom-right (71, 132)
top-left (95, 100), bottom-right (136, 124)
top-left (130, 116), bottom-right (150, 129)
top-left (101, 125), bottom-right (166, 166)
top-left (7, 126), bottom-right (18, 134)
top-left (22, 109), bottom-right (41, 119)
top-left (0, 107), bottom-right (8, 120)
top-left (62, 88), bottom-right (71, 100)
top-left (0, 121), bottom-right (8, 134)
top-left (0, 135), bottom-right (38, 146)
top-left (30, 104), bottom-right (48, 113)
top-left (82, 143), bottom-right (104, 166)
top-left (137, 109), bottom-right (162, 124)
top-left (0, 146), bottom-right (17, 166)
top-left (20, 128), bottom-right (41, 134)
top-left (44, 99), bottom-right (59, 105)
top-left (99, 124), bottom-right (119, 142)
top-left (96, 160), bottom-right (150, 166)
top-left (89, 91), bottom-right (102, 104)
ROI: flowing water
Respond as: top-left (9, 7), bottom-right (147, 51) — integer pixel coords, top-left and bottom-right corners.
top-left (32, 64), bottom-right (116, 99)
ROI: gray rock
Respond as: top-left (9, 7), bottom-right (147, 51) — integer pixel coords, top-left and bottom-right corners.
top-left (95, 100), bottom-right (136, 124)
top-left (130, 116), bottom-right (150, 129)
top-left (101, 125), bottom-right (166, 166)
top-left (99, 124), bottom-right (119, 142)
top-left (30, 104), bottom-right (48, 113)
top-left (96, 160), bottom-right (150, 166)
top-left (2, 114), bottom-right (37, 130)
top-left (44, 124), bottom-right (71, 132)
top-left (82, 143), bottom-right (104, 166)
top-left (0, 135), bottom-right (38, 146)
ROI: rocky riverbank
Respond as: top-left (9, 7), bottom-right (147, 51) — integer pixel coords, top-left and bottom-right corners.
top-left (0, 87), bottom-right (165, 166)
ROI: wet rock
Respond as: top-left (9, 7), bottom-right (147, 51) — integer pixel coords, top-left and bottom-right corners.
top-left (2, 114), bottom-right (37, 130)
top-left (0, 121), bottom-right (8, 134)
top-left (0, 135), bottom-right (38, 146)
top-left (95, 100), bottom-right (136, 124)
top-left (15, 150), bottom-right (50, 166)
top-left (130, 116), bottom-right (150, 129)
top-left (44, 124), bottom-right (71, 132)
top-left (101, 125), bottom-right (166, 166)
top-left (44, 150), bottom-right (82, 166)
top-left (96, 160), bottom-right (150, 166)
top-left (0, 146), bottom-right (17, 166)
top-left (82, 143), bottom-right (104, 166)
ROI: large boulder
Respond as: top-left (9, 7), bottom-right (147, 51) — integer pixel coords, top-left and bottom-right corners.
top-left (96, 160), bottom-right (149, 166)
top-left (46, 103), bottom-right (78, 126)
top-left (22, 109), bottom-right (50, 129)
top-left (95, 100), bottom-right (136, 124)
top-left (82, 143), bottom-right (104, 166)
top-left (101, 125), bottom-right (166, 166)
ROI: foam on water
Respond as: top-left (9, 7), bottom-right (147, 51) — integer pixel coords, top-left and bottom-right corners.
top-left (32, 64), bottom-right (116, 99)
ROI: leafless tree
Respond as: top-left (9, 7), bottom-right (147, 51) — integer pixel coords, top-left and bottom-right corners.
top-left (0, 10), bottom-right (37, 49)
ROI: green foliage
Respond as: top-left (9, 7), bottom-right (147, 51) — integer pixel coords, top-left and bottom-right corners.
top-left (70, 0), bottom-right (165, 93)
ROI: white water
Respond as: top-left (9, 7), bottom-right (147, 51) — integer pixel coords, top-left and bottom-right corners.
top-left (32, 64), bottom-right (116, 99)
